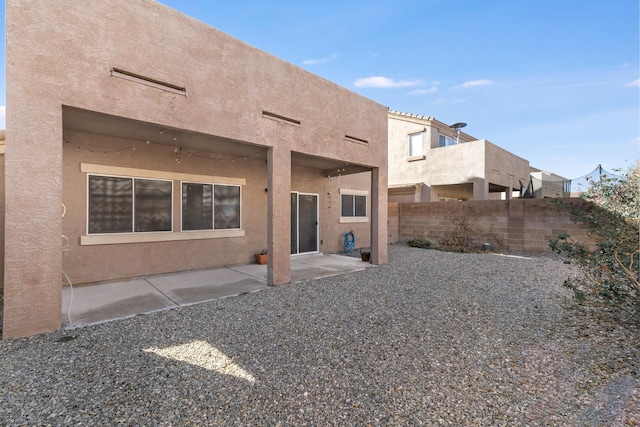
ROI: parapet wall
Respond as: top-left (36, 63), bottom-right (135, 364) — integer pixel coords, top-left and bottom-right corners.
top-left (388, 198), bottom-right (592, 252)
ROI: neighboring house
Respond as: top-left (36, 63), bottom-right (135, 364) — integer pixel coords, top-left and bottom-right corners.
top-left (528, 169), bottom-right (572, 199)
top-left (4, 0), bottom-right (388, 338)
top-left (388, 110), bottom-right (531, 202)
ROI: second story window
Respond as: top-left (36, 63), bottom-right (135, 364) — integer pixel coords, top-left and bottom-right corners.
top-left (439, 134), bottom-right (454, 147)
top-left (409, 132), bottom-right (423, 157)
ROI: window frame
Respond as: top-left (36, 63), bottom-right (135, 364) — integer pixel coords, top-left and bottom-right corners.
top-left (87, 173), bottom-right (174, 235)
top-left (80, 163), bottom-right (246, 246)
top-left (408, 132), bottom-right (423, 157)
top-left (407, 129), bottom-right (426, 161)
top-left (180, 181), bottom-right (242, 232)
top-left (438, 134), bottom-right (454, 147)
top-left (339, 189), bottom-right (369, 223)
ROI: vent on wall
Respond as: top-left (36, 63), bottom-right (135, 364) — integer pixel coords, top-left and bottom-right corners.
top-left (262, 111), bottom-right (301, 126)
top-left (111, 68), bottom-right (186, 96)
top-left (344, 135), bottom-right (368, 145)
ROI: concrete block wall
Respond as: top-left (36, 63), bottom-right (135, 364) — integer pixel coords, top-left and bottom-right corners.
top-left (388, 198), bottom-right (592, 252)
top-left (518, 199), bottom-right (590, 252)
top-left (388, 203), bottom-right (400, 243)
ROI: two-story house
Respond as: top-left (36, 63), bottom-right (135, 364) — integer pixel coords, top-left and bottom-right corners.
top-left (388, 110), bottom-right (552, 202)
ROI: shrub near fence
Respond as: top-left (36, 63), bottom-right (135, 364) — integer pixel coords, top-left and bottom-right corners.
top-left (388, 198), bottom-right (592, 253)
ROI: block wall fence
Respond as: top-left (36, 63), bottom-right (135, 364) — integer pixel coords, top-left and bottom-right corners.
top-left (388, 198), bottom-right (592, 252)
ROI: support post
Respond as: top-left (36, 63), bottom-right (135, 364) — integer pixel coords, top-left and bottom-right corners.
top-left (267, 147), bottom-right (291, 285)
top-left (371, 167), bottom-right (388, 265)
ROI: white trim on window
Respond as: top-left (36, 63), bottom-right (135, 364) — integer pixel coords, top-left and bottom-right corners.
top-left (409, 132), bottom-right (423, 157)
top-left (180, 180), bottom-right (242, 232)
top-left (339, 188), bottom-right (368, 196)
top-left (86, 173), bottom-right (174, 235)
top-left (339, 188), bottom-right (369, 224)
top-left (81, 163), bottom-right (246, 186)
top-left (82, 163), bottom-right (245, 245)
top-left (81, 229), bottom-right (244, 246)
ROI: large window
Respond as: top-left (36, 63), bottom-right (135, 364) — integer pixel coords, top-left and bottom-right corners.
top-left (88, 175), bottom-right (172, 234)
top-left (409, 132), bottom-right (423, 157)
top-left (439, 134), bottom-right (454, 147)
top-left (341, 193), bottom-right (367, 218)
top-left (182, 182), bottom-right (241, 231)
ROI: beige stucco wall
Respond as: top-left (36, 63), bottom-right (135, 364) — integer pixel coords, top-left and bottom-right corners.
top-left (427, 142), bottom-right (486, 185)
top-left (484, 141), bottom-right (530, 190)
top-left (530, 171), bottom-right (571, 198)
top-left (5, 0), bottom-right (387, 338)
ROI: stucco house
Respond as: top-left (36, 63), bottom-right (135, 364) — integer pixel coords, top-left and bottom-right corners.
top-left (3, 0), bottom-right (388, 338)
top-left (388, 110), bottom-right (531, 202)
top-left (529, 169), bottom-right (572, 198)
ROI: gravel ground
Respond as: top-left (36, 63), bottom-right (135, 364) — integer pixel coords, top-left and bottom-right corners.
top-left (1, 245), bottom-right (638, 426)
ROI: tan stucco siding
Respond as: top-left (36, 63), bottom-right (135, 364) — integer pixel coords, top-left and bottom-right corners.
top-left (8, 0), bottom-right (386, 167)
top-left (387, 117), bottom-right (430, 185)
top-left (484, 140), bottom-right (530, 190)
top-left (426, 142), bottom-right (487, 185)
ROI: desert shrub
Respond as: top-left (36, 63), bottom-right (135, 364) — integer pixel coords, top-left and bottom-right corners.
top-left (439, 216), bottom-right (481, 253)
top-left (407, 239), bottom-right (431, 249)
top-left (550, 162), bottom-right (639, 316)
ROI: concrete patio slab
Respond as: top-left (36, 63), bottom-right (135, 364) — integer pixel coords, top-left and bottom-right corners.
top-left (147, 268), bottom-right (267, 306)
top-left (61, 253), bottom-right (374, 330)
top-left (62, 279), bottom-right (177, 328)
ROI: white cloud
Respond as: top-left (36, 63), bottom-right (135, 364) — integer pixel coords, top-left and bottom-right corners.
top-left (431, 98), bottom-right (466, 105)
top-left (302, 53), bottom-right (340, 65)
top-left (624, 79), bottom-right (640, 87)
top-left (354, 76), bottom-right (423, 88)
top-left (457, 79), bottom-right (493, 88)
top-left (0, 106), bottom-right (5, 117)
top-left (408, 86), bottom-right (438, 95)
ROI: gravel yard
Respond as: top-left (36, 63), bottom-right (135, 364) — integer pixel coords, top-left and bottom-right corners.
top-left (1, 245), bottom-right (638, 426)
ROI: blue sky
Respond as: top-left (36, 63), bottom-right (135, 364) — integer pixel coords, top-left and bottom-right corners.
top-left (1, 1), bottom-right (637, 179)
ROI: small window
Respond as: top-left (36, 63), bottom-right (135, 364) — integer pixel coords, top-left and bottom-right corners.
top-left (439, 134), bottom-right (454, 147)
top-left (341, 194), bottom-right (367, 217)
top-left (182, 182), bottom-right (241, 231)
top-left (88, 175), bottom-right (172, 234)
top-left (409, 132), bottom-right (423, 157)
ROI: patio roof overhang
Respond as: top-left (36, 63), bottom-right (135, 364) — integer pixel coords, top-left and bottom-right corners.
top-left (62, 106), bottom-right (370, 177)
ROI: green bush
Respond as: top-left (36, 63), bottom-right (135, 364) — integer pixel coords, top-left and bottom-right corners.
top-left (550, 162), bottom-right (639, 316)
top-left (407, 239), bottom-right (431, 249)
